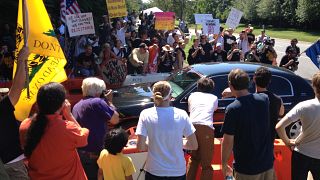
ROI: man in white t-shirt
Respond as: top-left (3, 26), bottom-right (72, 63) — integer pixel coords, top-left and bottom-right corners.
top-left (115, 20), bottom-right (128, 46)
top-left (276, 72), bottom-right (320, 180)
top-left (136, 81), bottom-right (197, 179)
top-left (186, 77), bottom-right (218, 180)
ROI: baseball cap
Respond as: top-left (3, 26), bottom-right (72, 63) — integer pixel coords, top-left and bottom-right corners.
top-left (216, 43), bottom-right (222, 48)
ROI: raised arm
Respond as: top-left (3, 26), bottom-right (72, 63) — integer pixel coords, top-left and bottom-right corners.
top-left (9, 47), bottom-right (30, 105)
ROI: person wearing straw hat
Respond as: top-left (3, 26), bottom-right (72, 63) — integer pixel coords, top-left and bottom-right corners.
top-left (0, 47), bottom-right (30, 179)
top-left (158, 44), bottom-right (175, 73)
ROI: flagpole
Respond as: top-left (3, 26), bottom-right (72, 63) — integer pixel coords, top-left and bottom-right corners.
top-left (22, 0), bottom-right (30, 98)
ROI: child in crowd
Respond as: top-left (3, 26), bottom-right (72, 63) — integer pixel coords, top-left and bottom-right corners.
top-left (97, 128), bottom-right (136, 180)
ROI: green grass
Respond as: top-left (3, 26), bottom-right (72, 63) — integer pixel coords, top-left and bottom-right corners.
top-left (187, 23), bottom-right (320, 42)
top-left (234, 24), bottom-right (320, 43)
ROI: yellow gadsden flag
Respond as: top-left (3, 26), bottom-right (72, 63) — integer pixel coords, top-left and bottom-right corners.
top-left (13, 0), bottom-right (67, 121)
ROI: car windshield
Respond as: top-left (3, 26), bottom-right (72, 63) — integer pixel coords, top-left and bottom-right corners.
top-left (167, 68), bottom-right (202, 98)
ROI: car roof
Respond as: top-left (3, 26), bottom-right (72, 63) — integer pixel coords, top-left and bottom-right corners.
top-left (190, 62), bottom-right (294, 77)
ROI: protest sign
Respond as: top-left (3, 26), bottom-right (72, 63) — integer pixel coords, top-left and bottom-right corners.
top-left (194, 14), bottom-right (213, 24)
top-left (202, 19), bottom-right (220, 35)
top-left (106, 0), bottom-right (127, 18)
top-left (226, 8), bottom-right (243, 29)
top-left (155, 12), bottom-right (175, 30)
top-left (66, 13), bottom-right (95, 37)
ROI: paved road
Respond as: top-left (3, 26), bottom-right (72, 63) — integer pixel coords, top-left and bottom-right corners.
top-left (189, 29), bottom-right (319, 80)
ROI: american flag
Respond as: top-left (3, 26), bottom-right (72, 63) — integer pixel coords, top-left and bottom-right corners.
top-left (60, 0), bottom-right (81, 23)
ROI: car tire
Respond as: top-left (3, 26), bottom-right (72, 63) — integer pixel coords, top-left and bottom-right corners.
top-left (286, 120), bottom-right (302, 139)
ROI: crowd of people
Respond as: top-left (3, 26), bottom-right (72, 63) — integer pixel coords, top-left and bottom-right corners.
top-left (1, 46), bottom-right (320, 180)
top-left (0, 10), bottom-right (302, 83)
top-left (0, 9), bottom-right (318, 180)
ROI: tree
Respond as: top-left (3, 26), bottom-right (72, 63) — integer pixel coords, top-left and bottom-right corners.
top-left (296, 0), bottom-right (320, 28)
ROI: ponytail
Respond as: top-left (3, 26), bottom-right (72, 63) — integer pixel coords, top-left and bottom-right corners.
top-left (24, 113), bottom-right (48, 157)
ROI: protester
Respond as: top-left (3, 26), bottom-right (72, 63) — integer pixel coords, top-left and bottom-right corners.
top-left (175, 40), bottom-right (186, 71)
top-left (279, 48), bottom-right (299, 71)
top-left (136, 81), bottom-right (198, 179)
top-left (72, 77), bottom-right (120, 179)
top-left (212, 27), bottom-right (224, 50)
top-left (246, 25), bottom-right (255, 45)
top-left (112, 39), bottom-right (127, 60)
top-left (115, 20), bottom-right (129, 46)
top-left (223, 28), bottom-right (236, 53)
top-left (75, 44), bottom-right (98, 77)
top-left (186, 77), bottom-right (218, 180)
top-left (244, 43), bottom-right (260, 62)
top-left (99, 43), bottom-right (117, 68)
top-left (221, 69), bottom-right (275, 179)
top-left (0, 47), bottom-right (29, 180)
top-left (187, 38), bottom-right (205, 65)
top-left (158, 44), bottom-right (175, 73)
top-left (128, 43), bottom-right (149, 74)
top-left (97, 128), bottom-right (136, 180)
top-left (276, 72), bottom-right (320, 180)
top-left (211, 42), bottom-right (227, 62)
top-left (237, 30), bottom-right (250, 54)
top-left (227, 42), bottom-right (244, 61)
top-left (74, 35), bottom-right (88, 58)
top-left (254, 67), bottom-right (284, 142)
top-left (259, 39), bottom-right (277, 65)
top-left (98, 15), bottom-right (112, 46)
top-left (256, 30), bottom-right (268, 43)
top-left (0, 44), bottom-right (14, 80)
top-left (147, 38), bottom-right (160, 73)
top-left (19, 82), bottom-right (89, 180)
top-left (285, 38), bottom-right (300, 56)
top-left (200, 34), bottom-right (213, 62)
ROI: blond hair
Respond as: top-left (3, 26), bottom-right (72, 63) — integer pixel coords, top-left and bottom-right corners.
top-left (312, 72), bottom-right (320, 99)
top-left (152, 81), bottom-right (171, 106)
top-left (81, 77), bottom-right (106, 97)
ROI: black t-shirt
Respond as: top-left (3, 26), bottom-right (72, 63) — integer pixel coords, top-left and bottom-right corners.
top-left (227, 50), bottom-right (241, 61)
top-left (77, 52), bottom-right (95, 69)
top-left (211, 50), bottom-right (227, 62)
top-left (200, 42), bottom-right (213, 62)
top-left (258, 91), bottom-right (282, 142)
top-left (286, 45), bottom-right (300, 55)
top-left (223, 35), bottom-right (236, 52)
top-left (158, 51), bottom-right (175, 73)
top-left (0, 96), bottom-right (23, 163)
top-left (247, 33), bottom-right (255, 44)
top-left (187, 46), bottom-right (205, 65)
top-left (222, 93), bottom-right (274, 175)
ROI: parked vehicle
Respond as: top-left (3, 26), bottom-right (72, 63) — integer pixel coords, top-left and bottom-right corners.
top-left (111, 62), bottom-right (314, 138)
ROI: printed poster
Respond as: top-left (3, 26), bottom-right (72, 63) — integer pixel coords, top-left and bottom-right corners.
top-left (106, 0), bottom-right (127, 18)
top-left (66, 13), bottom-right (95, 37)
top-left (155, 12), bottom-right (175, 30)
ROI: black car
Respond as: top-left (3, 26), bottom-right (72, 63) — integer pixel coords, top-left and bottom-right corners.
top-left (113, 62), bottom-right (314, 138)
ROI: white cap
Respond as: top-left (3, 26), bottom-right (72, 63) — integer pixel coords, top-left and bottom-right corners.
top-left (0, 88), bottom-right (9, 93)
top-left (216, 43), bottom-right (222, 48)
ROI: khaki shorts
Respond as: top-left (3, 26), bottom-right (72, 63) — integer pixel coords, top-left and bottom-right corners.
top-left (234, 167), bottom-right (276, 180)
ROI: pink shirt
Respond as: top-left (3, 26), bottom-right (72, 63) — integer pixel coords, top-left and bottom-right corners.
top-left (19, 114), bottom-right (89, 180)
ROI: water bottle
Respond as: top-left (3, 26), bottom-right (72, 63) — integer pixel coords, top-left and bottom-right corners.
top-left (225, 176), bottom-right (233, 180)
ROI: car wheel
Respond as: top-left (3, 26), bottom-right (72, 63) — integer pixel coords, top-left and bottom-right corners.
top-left (287, 121), bottom-right (302, 139)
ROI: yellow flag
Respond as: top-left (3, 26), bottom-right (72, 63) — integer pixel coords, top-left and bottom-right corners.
top-left (13, 0), bottom-right (67, 121)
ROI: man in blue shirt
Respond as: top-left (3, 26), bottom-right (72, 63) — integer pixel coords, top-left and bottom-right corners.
top-left (221, 69), bottom-right (275, 180)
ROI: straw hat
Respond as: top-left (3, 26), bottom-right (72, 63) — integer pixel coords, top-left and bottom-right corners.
top-left (162, 45), bottom-right (173, 52)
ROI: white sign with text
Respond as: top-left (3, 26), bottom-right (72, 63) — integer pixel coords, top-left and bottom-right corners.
top-left (202, 19), bottom-right (220, 35)
top-left (225, 8), bottom-right (243, 29)
top-left (194, 14), bottom-right (213, 24)
top-left (66, 12), bottom-right (95, 37)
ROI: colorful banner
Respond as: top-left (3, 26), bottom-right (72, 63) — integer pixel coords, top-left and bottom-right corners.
top-left (226, 7), bottom-right (243, 29)
top-left (194, 14), bottom-right (213, 25)
top-left (13, 0), bottom-right (67, 121)
top-left (202, 19), bottom-right (220, 35)
top-left (66, 12), bottom-right (95, 37)
top-left (155, 12), bottom-right (175, 30)
top-left (106, 0), bottom-right (127, 18)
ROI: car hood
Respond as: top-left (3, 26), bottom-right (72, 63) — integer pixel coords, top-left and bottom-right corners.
top-left (112, 83), bottom-right (154, 108)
